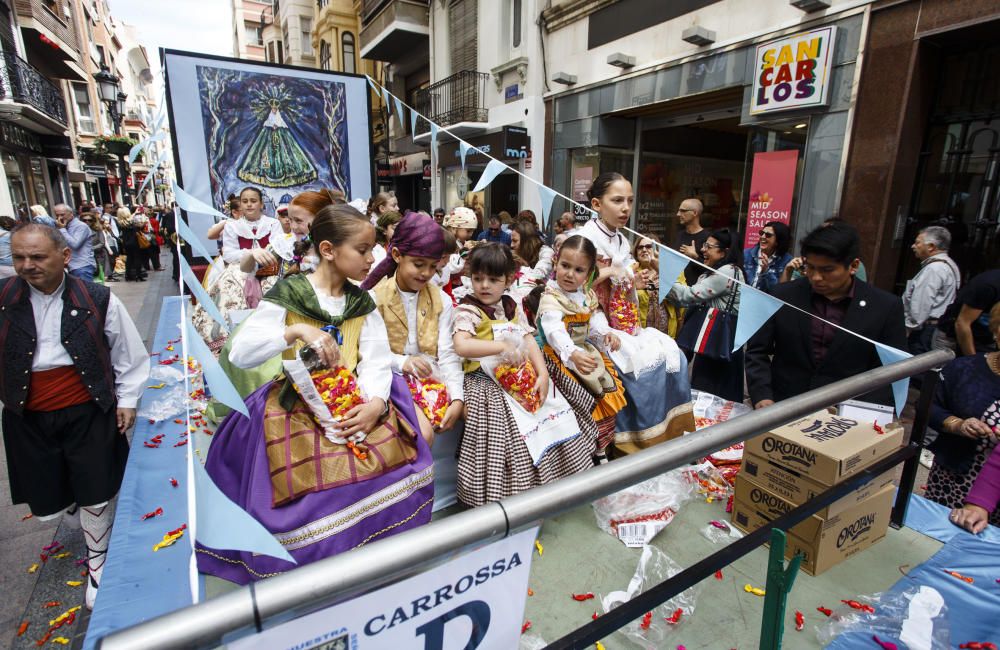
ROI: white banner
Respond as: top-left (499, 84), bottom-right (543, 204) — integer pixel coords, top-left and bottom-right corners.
top-left (231, 527), bottom-right (539, 650)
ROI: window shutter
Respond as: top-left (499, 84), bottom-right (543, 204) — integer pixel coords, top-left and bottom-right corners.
top-left (448, 0), bottom-right (477, 73)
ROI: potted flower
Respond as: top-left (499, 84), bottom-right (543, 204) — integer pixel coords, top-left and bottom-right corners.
top-left (95, 134), bottom-right (139, 156)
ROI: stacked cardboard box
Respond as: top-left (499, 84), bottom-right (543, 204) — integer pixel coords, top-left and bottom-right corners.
top-left (730, 410), bottom-right (903, 575)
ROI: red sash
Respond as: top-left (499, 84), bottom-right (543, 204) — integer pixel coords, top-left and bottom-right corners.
top-left (26, 366), bottom-right (92, 411)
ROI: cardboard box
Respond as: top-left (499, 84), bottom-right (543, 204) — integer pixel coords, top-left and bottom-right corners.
top-left (731, 472), bottom-right (895, 538)
top-left (743, 411), bottom-right (903, 486)
top-left (738, 453), bottom-right (898, 516)
top-left (731, 483), bottom-right (895, 576)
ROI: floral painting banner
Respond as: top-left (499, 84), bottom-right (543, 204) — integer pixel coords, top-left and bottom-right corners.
top-left (163, 50), bottom-right (372, 250)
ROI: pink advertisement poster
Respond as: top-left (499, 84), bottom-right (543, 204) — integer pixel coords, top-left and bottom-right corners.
top-left (744, 150), bottom-right (798, 249)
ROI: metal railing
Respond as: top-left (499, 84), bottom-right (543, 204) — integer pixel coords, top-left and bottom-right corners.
top-left (0, 51), bottom-right (67, 124)
top-left (413, 70), bottom-right (490, 136)
top-left (97, 349), bottom-right (954, 650)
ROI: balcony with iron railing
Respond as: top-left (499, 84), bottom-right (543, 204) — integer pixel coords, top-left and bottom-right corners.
top-left (413, 70), bottom-right (489, 139)
top-left (359, 0), bottom-right (429, 62)
top-left (0, 51), bottom-right (67, 128)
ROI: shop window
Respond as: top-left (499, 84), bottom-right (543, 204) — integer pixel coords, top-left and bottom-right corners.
top-left (319, 40), bottom-right (331, 70)
top-left (301, 18), bottom-right (313, 56)
top-left (72, 82), bottom-right (95, 133)
top-left (341, 32), bottom-right (355, 74)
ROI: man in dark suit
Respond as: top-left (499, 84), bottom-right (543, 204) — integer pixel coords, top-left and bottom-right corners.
top-left (746, 222), bottom-right (907, 409)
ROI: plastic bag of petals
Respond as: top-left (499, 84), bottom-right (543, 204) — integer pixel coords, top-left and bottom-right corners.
top-left (606, 275), bottom-right (640, 335)
top-left (484, 335), bottom-right (541, 414)
top-left (405, 358), bottom-right (450, 428)
top-left (815, 586), bottom-right (951, 649)
top-left (282, 358), bottom-right (365, 440)
top-left (592, 464), bottom-right (700, 547)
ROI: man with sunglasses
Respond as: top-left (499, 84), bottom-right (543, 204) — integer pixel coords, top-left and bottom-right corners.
top-left (674, 198), bottom-right (710, 286)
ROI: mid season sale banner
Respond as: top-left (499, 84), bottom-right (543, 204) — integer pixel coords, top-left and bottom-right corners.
top-left (743, 150), bottom-right (799, 249)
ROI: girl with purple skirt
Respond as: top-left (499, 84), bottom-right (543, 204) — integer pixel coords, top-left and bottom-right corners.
top-left (196, 204), bottom-right (432, 584)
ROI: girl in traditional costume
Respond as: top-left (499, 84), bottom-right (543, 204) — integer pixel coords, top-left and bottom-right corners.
top-left (192, 187), bottom-right (290, 352)
top-left (362, 211), bottom-right (465, 510)
top-left (578, 172), bottom-right (694, 456)
top-left (534, 235), bottom-right (628, 462)
top-left (196, 205), bottom-right (432, 583)
top-left (452, 243), bottom-right (596, 507)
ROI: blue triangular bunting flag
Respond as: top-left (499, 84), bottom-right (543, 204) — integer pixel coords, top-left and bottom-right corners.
top-left (184, 319), bottom-right (246, 416)
top-left (410, 109), bottom-right (418, 136)
top-left (874, 342), bottom-right (912, 417)
top-left (366, 76), bottom-right (380, 93)
top-left (179, 255), bottom-right (228, 332)
top-left (658, 246), bottom-right (690, 303)
top-left (394, 97), bottom-right (405, 126)
top-left (191, 424), bottom-right (293, 562)
top-left (459, 141), bottom-right (471, 172)
top-left (172, 181), bottom-right (228, 222)
top-left (430, 123), bottom-right (439, 158)
top-left (537, 184), bottom-right (558, 228)
top-left (733, 286), bottom-right (784, 351)
top-left (472, 159), bottom-right (508, 193)
top-left (174, 212), bottom-right (215, 262)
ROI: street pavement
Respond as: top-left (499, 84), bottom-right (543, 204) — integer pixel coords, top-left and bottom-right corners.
top-left (1, 251), bottom-right (178, 650)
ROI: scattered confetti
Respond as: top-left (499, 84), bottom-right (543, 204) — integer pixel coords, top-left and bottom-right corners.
top-left (146, 383), bottom-right (166, 389)
top-left (872, 635), bottom-right (897, 650)
top-left (169, 477), bottom-right (179, 487)
top-left (27, 563), bottom-right (39, 574)
top-left (944, 569), bottom-right (974, 584)
top-left (535, 540), bottom-right (543, 556)
top-left (527, 588), bottom-right (533, 596)
top-left (841, 599), bottom-right (875, 614)
top-left (141, 507), bottom-right (164, 521)
top-left (521, 621), bottom-right (531, 634)
top-left (35, 630), bottom-right (52, 646)
top-left (21, 513), bottom-right (33, 521)
top-left (592, 611), bottom-right (599, 620)
top-left (64, 581), bottom-right (82, 587)
top-left (51, 638), bottom-right (70, 646)
top-left (795, 610), bottom-right (804, 631)
top-left (52, 552), bottom-right (70, 560)
top-left (873, 423), bottom-right (884, 434)
top-left (639, 611), bottom-right (652, 630)
top-left (48, 606), bottom-right (80, 628)
top-left (714, 569), bottom-right (723, 580)
top-left (744, 584), bottom-right (765, 597)
top-left (571, 593), bottom-right (595, 601)
top-left (959, 644), bottom-right (998, 650)
top-left (42, 602), bottom-right (60, 609)
top-left (16, 621), bottom-right (29, 636)
top-left (817, 606), bottom-right (832, 617)
top-left (709, 520), bottom-right (729, 530)
top-left (152, 524), bottom-right (187, 552)
top-left (665, 608), bottom-right (683, 625)
top-left (595, 643), bottom-right (605, 650)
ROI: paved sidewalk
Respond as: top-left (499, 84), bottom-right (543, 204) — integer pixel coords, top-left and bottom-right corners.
top-left (1, 251), bottom-right (177, 649)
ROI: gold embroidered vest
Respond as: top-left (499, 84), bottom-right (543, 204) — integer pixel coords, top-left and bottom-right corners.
top-left (373, 276), bottom-right (442, 359)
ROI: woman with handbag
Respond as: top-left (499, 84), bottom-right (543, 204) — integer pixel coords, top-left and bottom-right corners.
top-left (116, 208), bottom-right (147, 282)
top-left (669, 228), bottom-right (745, 402)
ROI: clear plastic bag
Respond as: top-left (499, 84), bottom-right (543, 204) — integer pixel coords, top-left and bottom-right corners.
top-left (282, 355), bottom-right (366, 444)
top-left (518, 633), bottom-right (547, 650)
top-left (592, 464), bottom-right (701, 547)
top-left (137, 383), bottom-right (187, 422)
top-left (600, 545), bottom-right (701, 649)
top-left (404, 355), bottom-right (450, 428)
top-left (815, 586), bottom-right (950, 650)
top-left (606, 274), bottom-right (640, 335)
top-left (483, 329), bottom-right (541, 413)
top-left (699, 519), bottom-right (744, 544)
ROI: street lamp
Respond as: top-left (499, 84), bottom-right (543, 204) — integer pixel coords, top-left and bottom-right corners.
top-left (93, 64), bottom-right (131, 205)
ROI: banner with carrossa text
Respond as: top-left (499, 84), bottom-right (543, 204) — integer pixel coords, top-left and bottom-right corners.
top-left (230, 527), bottom-right (539, 650)
top-left (743, 150), bottom-right (799, 249)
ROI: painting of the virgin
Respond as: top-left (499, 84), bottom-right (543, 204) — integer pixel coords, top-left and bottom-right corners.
top-left (196, 66), bottom-right (351, 210)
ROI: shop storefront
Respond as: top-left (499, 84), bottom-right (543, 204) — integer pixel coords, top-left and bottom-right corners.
top-left (0, 120), bottom-right (73, 219)
top-left (385, 152), bottom-right (431, 213)
top-left (437, 126), bottom-right (531, 219)
top-left (548, 14), bottom-right (860, 247)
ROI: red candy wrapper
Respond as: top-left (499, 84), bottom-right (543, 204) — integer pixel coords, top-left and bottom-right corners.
top-left (607, 278), bottom-right (640, 335)
top-left (405, 374), bottom-right (450, 428)
top-left (494, 361), bottom-right (541, 413)
top-left (311, 367), bottom-right (365, 421)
